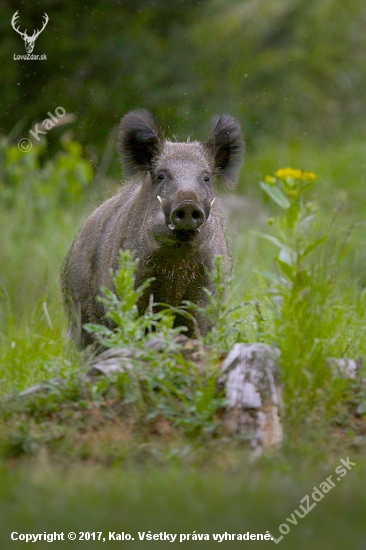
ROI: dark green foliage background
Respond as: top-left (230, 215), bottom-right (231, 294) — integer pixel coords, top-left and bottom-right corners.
top-left (2, 0), bottom-right (366, 158)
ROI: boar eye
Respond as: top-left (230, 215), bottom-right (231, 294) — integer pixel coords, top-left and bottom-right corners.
top-left (203, 175), bottom-right (210, 183)
top-left (156, 173), bottom-right (165, 182)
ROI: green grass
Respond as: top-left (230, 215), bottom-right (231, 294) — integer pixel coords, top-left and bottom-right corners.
top-left (1, 136), bottom-right (366, 544)
top-left (0, 460), bottom-right (366, 549)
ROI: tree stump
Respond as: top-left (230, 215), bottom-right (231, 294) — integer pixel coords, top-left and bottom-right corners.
top-left (218, 343), bottom-right (283, 454)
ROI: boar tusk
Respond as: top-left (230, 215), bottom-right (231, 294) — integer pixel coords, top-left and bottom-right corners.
top-left (157, 195), bottom-right (165, 213)
top-left (168, 223), bottom-right (175, 231)
top-left (210, 197), bottom-right (216, 208)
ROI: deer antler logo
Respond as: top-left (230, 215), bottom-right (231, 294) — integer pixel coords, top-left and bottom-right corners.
top-left (11, 11), bottom-right (49, 54)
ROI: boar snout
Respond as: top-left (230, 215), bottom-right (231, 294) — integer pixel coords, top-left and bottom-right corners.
top-left (170, 200), bottom-right (206, 231)
top-left (157, 195), bottom-right (214, 233)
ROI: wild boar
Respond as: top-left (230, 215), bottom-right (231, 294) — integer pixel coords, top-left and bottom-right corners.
top-left (61, 110), bottom-right (244, 348)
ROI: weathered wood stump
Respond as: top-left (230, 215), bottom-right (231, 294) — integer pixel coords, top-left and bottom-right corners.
top-left (218, 343), bottom-right (282, 453)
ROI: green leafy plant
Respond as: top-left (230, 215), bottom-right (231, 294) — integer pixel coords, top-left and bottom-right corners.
top-left (256, 167), bottom-right (351, 413)
top-left (84, 250), bottom-right (225, 437)
top-left (0, 135), bottom-right (93, 210)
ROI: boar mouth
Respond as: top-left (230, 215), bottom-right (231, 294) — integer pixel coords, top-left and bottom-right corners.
top-left (173, 228), bottom-right (199, 244)
top-left (155, 227), bottom-right (200, 246)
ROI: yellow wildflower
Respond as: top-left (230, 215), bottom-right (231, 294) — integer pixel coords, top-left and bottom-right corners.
top-left (275, 167), bottom-right (302, 180)
top-left (302, 171), bottom-right (317, 181)
top-left (275, 167), bottom-right (317, 181)
top-left (264, 175), bottom-right (277, 185)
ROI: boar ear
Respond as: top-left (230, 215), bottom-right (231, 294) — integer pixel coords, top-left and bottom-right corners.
top-left (118, 110), bottom-right (160, 177)
top-left (206, 114), bottom-right (244, 188)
